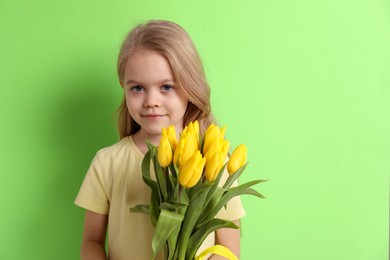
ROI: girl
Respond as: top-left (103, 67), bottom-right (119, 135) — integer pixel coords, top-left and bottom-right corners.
top-left (75, 20), bottom-right (245, 260)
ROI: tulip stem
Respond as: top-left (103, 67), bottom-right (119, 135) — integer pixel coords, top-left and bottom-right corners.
top-left (178, 186), bottom-right (182, 203)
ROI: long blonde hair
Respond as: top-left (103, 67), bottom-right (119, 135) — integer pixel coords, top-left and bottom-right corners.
top-left (116, 20), bottom-right (215, 139)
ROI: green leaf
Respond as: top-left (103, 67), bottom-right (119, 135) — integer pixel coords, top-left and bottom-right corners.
top-left (186, 218), bottom-right (239, 260)
top-left (168, 199), bottom-right (189, 208)
top-left (168, 172), bottom-right (178, 200)
top-left (175, 185), bottom-right (211, 260)
top-left (187, 182), bottom-right (211, 201)
top-left (196, 187), bottom-right (225, 225)
top-left (145, 139), bottom-right (156, 151)
top-left (141, 150), bottom-right (157, 189)
top-left (129, 204), bottom-right (150, 215)
top-left (151, 209), bottom-right (184, 260)
top-left (178, 188), bottom-right (189, 216)
top-left (150, 188), bottom-right (160, 227)
top-left (169, 163), bottom-right (177, 179)
top-left (222, 162), bottom-right (249, 189)
top-left (149, 147), bottom-right (163, 203)
top-left (160, 201), bottom-right (188, 211)
top-left (163, 167), bottom-right (173, 201)
top-left (141, 149), bottom-right (160, 226)
top-left (155, 157), bottom-right (168, 202)
top-left (196, 164), bottom-right (227, 224)
top-left (205, 179), bottom-right (266, 220)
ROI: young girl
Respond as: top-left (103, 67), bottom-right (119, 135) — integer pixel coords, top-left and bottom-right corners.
top-left (75, 20), bottom-right (245, 260)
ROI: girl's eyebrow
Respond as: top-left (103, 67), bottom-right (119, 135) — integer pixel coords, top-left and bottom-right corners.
top-left (125, 79), bottom-right (141, 86)
top-left (125, 79), bottom-right (175, 86)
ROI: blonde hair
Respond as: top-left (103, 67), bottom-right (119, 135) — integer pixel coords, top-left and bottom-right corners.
top-left (117, 20), bottom-right (215, 139)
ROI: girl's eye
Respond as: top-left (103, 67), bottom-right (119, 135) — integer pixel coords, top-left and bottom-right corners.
top-left (130, 86), bottom-right (144, 92)
top-left (161, 84), bottom-right (173, 92)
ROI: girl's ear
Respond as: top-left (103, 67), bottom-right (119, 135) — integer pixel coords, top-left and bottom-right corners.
top-left (119, 79), bottom-right (124, 88)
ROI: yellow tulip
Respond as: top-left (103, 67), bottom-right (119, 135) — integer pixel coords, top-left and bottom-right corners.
top-left (203, 124), bottom-right (226, 156)
top-left (204, 151), bottom-right (224, 182)
top-left (174, 134), bottom-right (197, 168)
top-left (158, 129), bottom-right (173, 167)
top-left (188, 120), bottom-right (199, 133)
top-left (203, 124), bottom-right (219, 154)
top-left (179, 151), bottom-right (205, 188)
top-left (227, 144), bottom-right (247, 175)
top-left (192, 121), bottom-right (200, 148)
top-left (193, 120), bottom-right (200, 134)
top-left (220, 140), bottom-right (230, 159)
top-left (166, 125), bottom-right (178, 150)
top-left (204, 137), bottom-right (229, 164)
top-left (182, 121), bottom-right (200, 150)
top-left (173, 121), bottom-right (201, 168)
top-left (204, 139), bottom-right (220, 162)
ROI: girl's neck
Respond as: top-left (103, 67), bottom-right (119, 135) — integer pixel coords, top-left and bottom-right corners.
top-left (132, 131), bottom-right (161, 154)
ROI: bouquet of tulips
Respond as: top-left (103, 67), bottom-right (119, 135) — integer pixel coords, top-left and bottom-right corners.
top-left (130, 121), bottom-right (266, 260)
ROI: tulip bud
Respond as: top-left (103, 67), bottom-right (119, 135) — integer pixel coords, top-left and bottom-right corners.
top-left (204, 139), bottom-right (221, 162)
top-left (185, 121), bottom-right (200, 149)
top-left (204, 151), bottom-right (224, 182)
top-left (193, 120), bottom-right (200, 134)
top-left (166, 125), bottom-right (178, 150)
top-left (192, 121), bottom-right (200, 148)
top-left (220, 140), bottom-right (230, 159)
top-left (179, 151), bottom-right (206, 188)
top-left (174, 134), bottom-right (197, 169)
top-left (158, 129), bottom-right (173, 167)
top-left (203, 124), bottom-right (220, 155)
top-left (227, 144), bottom-right (247, 175)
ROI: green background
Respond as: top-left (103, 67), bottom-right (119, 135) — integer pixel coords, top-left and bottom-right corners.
top-left (1, 0), bottom-right (389, 259)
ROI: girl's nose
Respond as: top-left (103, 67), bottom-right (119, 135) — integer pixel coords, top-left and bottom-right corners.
top-left (143, 90), bottom-right (161, 108)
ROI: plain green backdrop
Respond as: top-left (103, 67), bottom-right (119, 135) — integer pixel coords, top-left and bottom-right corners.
top-left (1, 0), bottom-right (389, 259)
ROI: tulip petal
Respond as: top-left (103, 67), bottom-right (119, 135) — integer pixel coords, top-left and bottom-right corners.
top-left (204, 152), bottom-right (222, 182)
top-left (166, 125), bottom-right (178, 149)
top-left (179, 151), bottom-right (205, 188)
top-left (227, 144), bottom-right (247, 175)
top-left (158, 134), bottom-right (172, 167)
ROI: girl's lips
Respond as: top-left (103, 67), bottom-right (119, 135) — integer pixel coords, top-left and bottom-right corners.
top-left (142, 114), bottom-right (165, 118)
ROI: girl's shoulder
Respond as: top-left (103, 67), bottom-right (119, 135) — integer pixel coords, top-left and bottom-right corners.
top-left (97, 136), bottom-right (131, 153)
top-left (94, 135), bottom-right (142, 162)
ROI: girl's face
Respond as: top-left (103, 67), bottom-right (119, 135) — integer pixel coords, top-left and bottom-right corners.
top-left (123, 49), bottom-right (188, 141)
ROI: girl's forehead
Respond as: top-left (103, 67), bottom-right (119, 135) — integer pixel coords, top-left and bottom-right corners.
top-left (124, 49), bottom-right (176, 84)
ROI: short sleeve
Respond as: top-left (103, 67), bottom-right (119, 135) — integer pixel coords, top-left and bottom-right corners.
top-left (74, 153), bottom-right (110, 215)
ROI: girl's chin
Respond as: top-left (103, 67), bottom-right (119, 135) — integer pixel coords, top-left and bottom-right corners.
top-left (138, 128), bottom-right (163, 139)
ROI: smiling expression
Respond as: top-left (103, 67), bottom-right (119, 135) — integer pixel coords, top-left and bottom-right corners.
top-left (123, 49), bottom-right (189, 142)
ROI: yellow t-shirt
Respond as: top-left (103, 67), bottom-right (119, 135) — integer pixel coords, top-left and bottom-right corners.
top-left (75, 136), bottom-right (245, 260)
